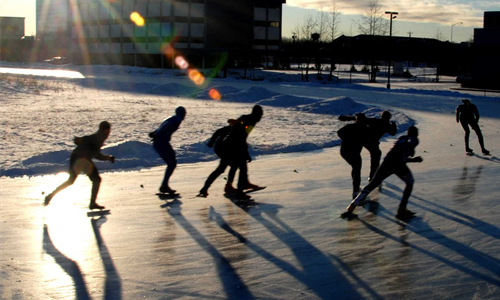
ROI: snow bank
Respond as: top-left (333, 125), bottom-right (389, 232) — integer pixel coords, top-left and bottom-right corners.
top-left (0, 72), bottom-right (414, 177)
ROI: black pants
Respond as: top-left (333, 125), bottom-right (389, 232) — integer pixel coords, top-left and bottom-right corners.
top-left (154, 142), bottom-right (177, 188)
top-left (352, 160), bottom-right (414, 210)
top-left (460, 119), bottom-right (485, 151)
top-left (365, 141), bottom-right (382, 180)
top-left (49, 153), bottom-right (101, 204)
top-left (341, 147), bottom-right (362, 195)
top-left (201, 157), bottom-right (238, 192)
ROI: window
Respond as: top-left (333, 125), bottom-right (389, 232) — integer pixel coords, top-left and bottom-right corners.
top-left (270, 22), bottom-right (280, 28)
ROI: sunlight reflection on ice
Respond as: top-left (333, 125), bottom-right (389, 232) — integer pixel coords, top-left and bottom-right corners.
top-left (0, 67), bottom-right (85, 79)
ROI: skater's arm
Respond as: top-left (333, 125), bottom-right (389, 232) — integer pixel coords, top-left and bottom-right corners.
top-left (387, 121), bottom-right (397, 135)
top-left (472, 105), bottom-right (480, 122)
top-left (74, 136), bottom-right (83, 145)
top-left (456, 106), bottom-right (460, 123)
top-left (407, 156), bottom-right (423, 163)
top-left (338, 115), bottom-right (355, 122)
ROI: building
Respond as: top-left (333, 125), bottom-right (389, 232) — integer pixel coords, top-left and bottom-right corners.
top-left (65, 0), bottom-right (286, 68)
top-left (0, 17), bottom-right (26, 61)
top-left (469, 11), bottom-right (500, 89)
top-left (36, 0), bottom-right (70, 39)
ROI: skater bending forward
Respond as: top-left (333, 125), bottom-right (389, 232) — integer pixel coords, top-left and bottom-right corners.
top-left (44, 121), bottom-right (115, 210)
top-left (344, 126), bottom-right (423, 218)
top-left (150, 106), bottom-right (186, 194)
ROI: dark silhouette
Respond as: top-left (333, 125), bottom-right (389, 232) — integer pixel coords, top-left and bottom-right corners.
top-left (339, 111), bottom-right (397, 180)
top-left (338, 113), bottom-right (370, 198)
top-left (456, 99), bottom-right (489, 155)
top-left (221, 105), bottom-right (263, 200)
top-left (44, 121), bottom-right (115, 210)
top-left (150, 106), bottom-right (186, 194)
top-left (344, 126), bottom-right (423, 218)
top-left (198, 125), bottom-right (237, 197)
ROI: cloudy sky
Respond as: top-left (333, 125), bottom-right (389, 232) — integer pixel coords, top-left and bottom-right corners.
top-left (0, 0), bottom-right (497, 42)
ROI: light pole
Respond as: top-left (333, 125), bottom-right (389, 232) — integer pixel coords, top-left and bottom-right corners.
top-left (385, 11), bottom-right (398, 89)
top-left (451, 22), bottom-right (463, 43)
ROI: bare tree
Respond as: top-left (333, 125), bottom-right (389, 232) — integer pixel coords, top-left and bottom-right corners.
top-left (301, 13), bottom-right (316, 41)
top-left (355, 0), bottom-right (388, 36)
top-left (434, 28), bottom-right (445, 41)
top-left (328, 0), bottom-right (341, 42)
top-left (292, 21), bottom-right (302, 42)
top-left (316, 7), bottom-right (329, 42)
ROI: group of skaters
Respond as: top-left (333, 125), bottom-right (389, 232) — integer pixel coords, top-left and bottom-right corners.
top-left (44, 99), bottom-right (489, 220)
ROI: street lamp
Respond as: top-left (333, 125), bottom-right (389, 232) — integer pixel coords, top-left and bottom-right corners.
top-left (385, 11), bottom-right (398, 89)
top-left (451, 22), bottom-right (463, 43)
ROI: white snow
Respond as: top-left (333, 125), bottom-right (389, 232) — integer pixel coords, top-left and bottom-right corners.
top-left (1, 61), bottom-right (499, 300)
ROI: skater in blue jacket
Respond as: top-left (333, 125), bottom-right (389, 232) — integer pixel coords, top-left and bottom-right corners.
top-left (151, 106), bottom-right (186, 194)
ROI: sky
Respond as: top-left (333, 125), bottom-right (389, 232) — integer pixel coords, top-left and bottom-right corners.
top-left (0, 0), bottom-right (498, 42)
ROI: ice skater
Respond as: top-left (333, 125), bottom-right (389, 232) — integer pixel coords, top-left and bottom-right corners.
top-left (44, 121), bottom-right (115, 210)
top-left (218, 105), bottom-right (263, 200)
top-left (456, 99), bottom-right (489, 155)
top-left (342, 126), bottom-right (423, 219)
top-left (339, 111), bottom-right (397, 180)
top-left (150, 106), bottom-right (186, 194)
top-left (338, 113), bottom-right (370, 199)
top-left (198, 124), bottom-right (238, 197)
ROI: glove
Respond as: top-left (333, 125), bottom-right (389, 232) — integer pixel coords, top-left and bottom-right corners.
top-left (109, 155), bottom-right (115, 163)
top-left (74, 136), bottom-right (83, 145)
top-left (411, 156), bottom-right (423, 163)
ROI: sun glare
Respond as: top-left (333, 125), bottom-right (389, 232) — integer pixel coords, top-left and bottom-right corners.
top-left (188, 69), bottom-right (204, 85)
top-left (130, 12), bottom-right (145, 26)
top-left (209, 88), bottom-right (221, 100)
top-left (0, 68), bottom-right (85, 79)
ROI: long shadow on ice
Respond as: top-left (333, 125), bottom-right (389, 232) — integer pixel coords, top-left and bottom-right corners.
top-left (384, 182), bottom-right (500, 239)
top-left (43, 224), bottom-right (91, 300)
top-left (90, 216), bottom-right (122, 300)
top-left (225, 202), bottom-right (375, 299)
top-left (163, 200), bottom-right (256, 299)
top-left (362, 199), bottom-right (500, 285)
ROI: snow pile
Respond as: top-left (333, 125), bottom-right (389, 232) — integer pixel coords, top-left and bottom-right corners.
top-left (0, 79), bottom-right (413, 177)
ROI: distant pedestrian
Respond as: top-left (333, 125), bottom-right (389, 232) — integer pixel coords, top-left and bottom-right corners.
top-left (338, 113), bottom-right (370, 199)
top-left (150, 106), bottom-right (186, 194)
top-left (342, 126), bottom-right (423, 219)
top-left (44, 121), bottom-right (115, 210)
top-left (339, 111), bottom-right (397, 180)
top-left (456, 99), bottom-right (489, 155)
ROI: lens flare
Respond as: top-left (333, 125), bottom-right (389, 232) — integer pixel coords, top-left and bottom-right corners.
top-left (188, 69), bottom-right (205, 85)
top-left (175, 56), bottom-right (189, 69)
top-left (209, 88), bottom-right (221, 100)
top-left (130, 12), bottom-right (145, 26)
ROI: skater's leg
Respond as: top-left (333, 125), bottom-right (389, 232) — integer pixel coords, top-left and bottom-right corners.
top-left (351, 154), bottom-right (362, 196)
top-left (235, 159), bottom-right (250, 199)
top-left (88, 164), bottom-right (103, 209)
top-left (396, 165), bottom-right (414, 214)
top-left (366, 143), bottom-right (381, 180)
top-left (470, 122), bottom-right (487, 152)
top-left (460, 120), bottom-right (471, 151)
top-left (159, 144), bottom-right (177, 189)
top-left (347, 162), bottom-right (393, 212)
top-left (45, 155), bottom-right (79, 205)
top-left (201, 159), bottom-right (229, 193)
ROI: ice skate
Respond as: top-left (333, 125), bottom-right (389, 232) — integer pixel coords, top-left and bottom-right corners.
top-left (159, 186), bottom-right (177, 194)
top-left (396, 208), bottom-right (416, 219)
top-left (89, 203), bottom-right (105, 210)
top-left (482, 149), bottom-right (490, 155)
top-left (224, 183), bottom-right (238, 194)
top-left (44, 193), bottom-right (53, 206)
top-left (197, 188), bottom-right (209, 198)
